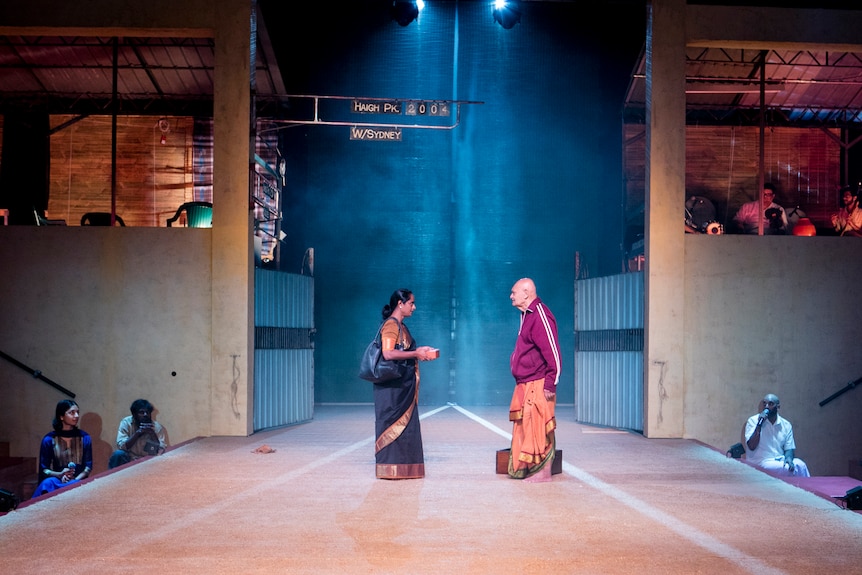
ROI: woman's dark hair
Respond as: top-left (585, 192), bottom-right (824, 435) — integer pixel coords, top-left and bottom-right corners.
top-left (382, 288), bottom-right (413, 319)
top-left (130, 398), bottom-right (154, 415)
top-left (52, 399), bottom-right (79, 432)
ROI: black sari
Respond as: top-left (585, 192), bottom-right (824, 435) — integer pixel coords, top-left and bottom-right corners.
top-left (373, 319), bottom-right (424, 479)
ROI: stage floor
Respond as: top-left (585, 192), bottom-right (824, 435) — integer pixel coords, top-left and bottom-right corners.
top-left (2, 404), bottom-right (861, 575)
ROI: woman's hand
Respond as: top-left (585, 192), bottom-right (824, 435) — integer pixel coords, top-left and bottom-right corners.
top-left (415, 346), bottom-right (439, 361)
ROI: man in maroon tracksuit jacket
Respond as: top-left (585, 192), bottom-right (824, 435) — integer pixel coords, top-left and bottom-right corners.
top-left (507, 278), bottom-right (561, 482)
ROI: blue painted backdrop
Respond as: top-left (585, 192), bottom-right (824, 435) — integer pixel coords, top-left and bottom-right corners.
top-left (262, 1), bottom-right (646, 405)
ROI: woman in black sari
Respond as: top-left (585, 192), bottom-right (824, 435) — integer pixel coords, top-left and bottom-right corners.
top-left (374, 288), bottom-right (439, 479)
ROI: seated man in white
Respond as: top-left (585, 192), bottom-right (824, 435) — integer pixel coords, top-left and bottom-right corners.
top-left (108, 398), bottom-right (167, 469)
top-left (744, 393), bottom-right (810, 477)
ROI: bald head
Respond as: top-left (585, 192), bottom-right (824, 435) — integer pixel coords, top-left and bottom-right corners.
top-left (760, 393), bottom-right (780, 417)
top-left (510, 278), bottom-right (537, 312)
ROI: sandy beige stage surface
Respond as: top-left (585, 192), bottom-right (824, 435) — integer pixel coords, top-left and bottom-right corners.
top-left (2, 404), bottom-right (860, 575)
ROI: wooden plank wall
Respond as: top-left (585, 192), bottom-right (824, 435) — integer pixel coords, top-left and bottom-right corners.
top-left (624, 125), bottom-right (842, 233)
top-left (47, 115), bottom-right (203, 227)
top-left (20, 115), bottom-right (842, 235)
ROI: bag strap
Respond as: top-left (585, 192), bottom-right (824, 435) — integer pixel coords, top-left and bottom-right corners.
top-left (376, 317), bottom-right (402, 344)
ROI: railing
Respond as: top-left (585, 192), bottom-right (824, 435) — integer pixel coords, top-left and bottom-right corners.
top-left (819, 375), bottom-right (861, 407)
top-left (0, 350), bottom-right (75, 398)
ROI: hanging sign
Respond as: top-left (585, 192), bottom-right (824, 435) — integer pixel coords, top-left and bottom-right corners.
top-left (351, 100), bottom-right (402, 114)
top-left (404, 101), bottom-right (450, 117)
top-left (349, 126), bottom-right (403, 141)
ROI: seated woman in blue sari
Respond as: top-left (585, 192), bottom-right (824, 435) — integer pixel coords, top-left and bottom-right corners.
top-left (374, 288), bottom-right (439, 479)
top-left (32, 399), bottom-right (93, 498)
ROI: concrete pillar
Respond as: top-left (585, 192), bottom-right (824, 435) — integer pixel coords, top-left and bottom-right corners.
top-left (644, 0), bottom-right (686, 438)
top-left (211, 0), bottom-right (255, 435)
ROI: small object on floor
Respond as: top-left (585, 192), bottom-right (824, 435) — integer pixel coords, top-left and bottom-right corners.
top-left (845, 486), bottom-right (862, 510)
top-left (496, 448), bottom-right (562, 475)
top-left (0, 488), bottom-right (19, 512)
top-left (251, 445), bottom-right (276, 454)
top-left (727, 443), bottom-right (745, 459)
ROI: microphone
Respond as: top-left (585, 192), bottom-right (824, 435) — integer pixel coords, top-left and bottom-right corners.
top-left (758, 408), bottom-right (770, 421)
top-left (68, 462), bottom-right (76, 471)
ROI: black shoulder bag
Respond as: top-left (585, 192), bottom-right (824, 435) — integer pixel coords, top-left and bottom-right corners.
top-left (358, 318), bottom-right (408, 383)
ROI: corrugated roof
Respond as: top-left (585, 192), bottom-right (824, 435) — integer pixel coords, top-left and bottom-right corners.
top-left (625, 46), bottom-right (862, 126)
top-left (0, 15), bottom-right (285, 117)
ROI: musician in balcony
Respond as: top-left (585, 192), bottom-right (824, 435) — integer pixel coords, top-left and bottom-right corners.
top-left (830, 185), bottom-right (862, 236)
top-left (733, 183), bottom-right (788, 234)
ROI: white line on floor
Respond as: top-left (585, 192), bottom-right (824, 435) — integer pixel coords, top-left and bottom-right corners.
top-left (75, 403), bottom-right (785, 575)
top-left (448, 403), bottom-right (788, 575)
top-left (71, 408), bottom-right (431, 565)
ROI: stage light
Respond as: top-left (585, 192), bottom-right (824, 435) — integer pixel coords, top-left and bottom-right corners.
top-left (493, 0), bottom-right (521, 29)
top-left (392, 0), bottom-right (423, 27)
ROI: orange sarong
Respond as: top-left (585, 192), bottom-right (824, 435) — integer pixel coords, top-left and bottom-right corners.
top-left (508, 378), bottom-right (556, 479)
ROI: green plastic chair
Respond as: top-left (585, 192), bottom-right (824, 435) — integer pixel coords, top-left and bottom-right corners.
top-left (166, 201), bottom-right (212, 228)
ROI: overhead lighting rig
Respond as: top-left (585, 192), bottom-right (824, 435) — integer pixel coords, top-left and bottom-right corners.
top-left (391, 0), bottom-right (424, 26)
top-left (493, 0), bottom-right (521, 29)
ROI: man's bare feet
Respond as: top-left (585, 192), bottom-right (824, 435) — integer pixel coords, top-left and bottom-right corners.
top-left (523, 465), bottom-right (552, 483)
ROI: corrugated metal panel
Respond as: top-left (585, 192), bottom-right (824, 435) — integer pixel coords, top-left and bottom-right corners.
top-left (255, 327), bottom-right (314, 349)
top-left (253, 269), bottom-right (314, 431)
top-left (576, 329), bottom-right (643, 352)
top-left (576, 351), bottom-right (643, 431)
top-left (575, 272), bottom-right (643, 331)
top-left (254, 349), bottom-right (314, 431)
top-left (574, 271), bottom-right (643, 432)
top-left (254, 269), bottom-right (314, 328)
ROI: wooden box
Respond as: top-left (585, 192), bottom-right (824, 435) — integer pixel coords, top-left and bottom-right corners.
top-left (496, 448), bottom-right (562, 475)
